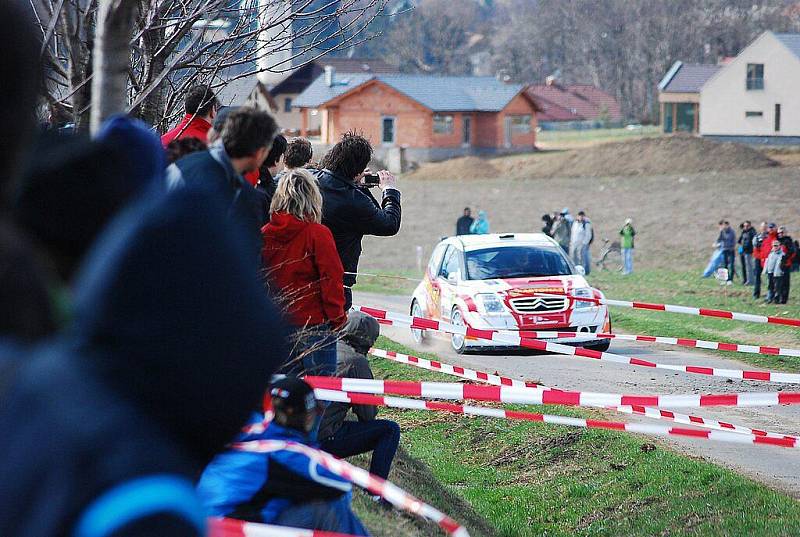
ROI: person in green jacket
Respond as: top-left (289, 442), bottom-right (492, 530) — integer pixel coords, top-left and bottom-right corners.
top-left (620, 218), bottom-right (636, 275)
top-left (470, 210), bottom-right (490, 235)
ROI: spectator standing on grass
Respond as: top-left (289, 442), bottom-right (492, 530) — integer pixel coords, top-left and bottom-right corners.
top-left (620, 218), bottom-right (636, 275)
top-left (752, 222), bottom-right (768, 298)
top-left (456, 207), bottom-right (474, 236)
top-left (197, 377), bottom-right (369, 535)
top-left (738, 221), bottom-right (756, 285)
top-left (167, 108), bottom-right (278, 264)
top-left (470, 210), bottom-right (490, 234)
top-left (569, 211), bottom-right (592, 269)
top-left (319, 311), bottom-right (400, 484)
top-left (541, 213), bottom-right (553, 236)
top-left (562, 207), bottom-right (574, 226)
top-left (716, 220), bottom-right (737, 281)
top-left (764, 240), bottom-right (785, 303)
top-left (551, 212), bottom-right (571, 253)
top-left (318, 132), bottom-right (401, 310)
top-left (161, 85), bottom-right (218, 146)
top-left (776, 226), bottom-right (796, 304)
top-left (262, 169), bottom-right (346, 376)
top-left (285, 137), bottom-right (314, 171)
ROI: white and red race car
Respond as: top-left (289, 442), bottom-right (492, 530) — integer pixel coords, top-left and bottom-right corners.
top-left (410, 233), bottom-right (611, 353)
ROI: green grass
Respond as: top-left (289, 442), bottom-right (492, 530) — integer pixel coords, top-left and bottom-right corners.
top-left (364, 336), bottom-right (800, 536)
top-left (351, 269), bottom-right (420, 296)
top-left (536, 126), bottom-right (661, 147)
top-left (588, 269), bottom-right (800, 371)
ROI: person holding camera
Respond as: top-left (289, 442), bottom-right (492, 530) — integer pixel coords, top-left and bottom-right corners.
top-left (317, 132), bottom-right (402, 309)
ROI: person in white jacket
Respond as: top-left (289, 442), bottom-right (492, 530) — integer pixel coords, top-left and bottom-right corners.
top-left (569, 211), bottom-right (593, 270)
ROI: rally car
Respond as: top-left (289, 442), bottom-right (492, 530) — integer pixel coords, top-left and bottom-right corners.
top-left (410, 233), bottom-right (611, 354)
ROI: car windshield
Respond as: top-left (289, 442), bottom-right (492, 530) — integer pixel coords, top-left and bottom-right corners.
top-left (464, 246), bottom-right (572, 280)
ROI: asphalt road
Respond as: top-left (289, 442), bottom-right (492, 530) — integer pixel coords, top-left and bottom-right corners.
top-left (354, 290), bottom-right (800, 498)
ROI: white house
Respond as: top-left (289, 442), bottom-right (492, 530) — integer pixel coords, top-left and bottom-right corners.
top-left (700, 31), bottom-right (800, 143)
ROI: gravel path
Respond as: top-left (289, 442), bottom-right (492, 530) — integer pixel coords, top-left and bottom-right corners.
top-left (355, 290), bottom-right (800, 498)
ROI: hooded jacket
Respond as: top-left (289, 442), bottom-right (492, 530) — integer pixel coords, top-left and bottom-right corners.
top-left (197, 417), bottom-right (352, 524)
top-left (317, 169), bottom-right (401, 287)
top-left (318, 312), bottom-right (380, 439)
top-left (0, 184), bottom-right (287, 537)
top-left (262, 212), bottom-right (346, 328)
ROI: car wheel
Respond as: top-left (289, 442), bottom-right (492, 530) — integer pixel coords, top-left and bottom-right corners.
top-left (450, 307), bottom-right (467, 354)
top-left (410, 300), bottom-right (426, 344)
top-left (584, 339), bottom-right (611, 353)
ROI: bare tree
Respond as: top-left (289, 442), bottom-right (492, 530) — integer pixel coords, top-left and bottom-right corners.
top-left (35, 0), bottom-right (393, 132)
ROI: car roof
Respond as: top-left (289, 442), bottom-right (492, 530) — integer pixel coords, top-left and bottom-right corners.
top-left (446, 233), bottom-right (560, 251)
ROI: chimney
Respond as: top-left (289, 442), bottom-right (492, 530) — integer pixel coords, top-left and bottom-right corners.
top-left (546, 75), bottom-right (556, 86)
top-left (324, 65), bottom-right (336, 87)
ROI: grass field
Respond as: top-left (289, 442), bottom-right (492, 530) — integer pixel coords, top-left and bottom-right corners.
top-left (351, 336), bottom-right (800, 536)
top-left (535, 126), bottom-right (662, 149)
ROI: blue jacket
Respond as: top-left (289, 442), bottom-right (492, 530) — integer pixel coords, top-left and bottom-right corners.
top-left (0, 183), bottom-right (287, 537)
top-left (197, 417), bottom-right (352, 523)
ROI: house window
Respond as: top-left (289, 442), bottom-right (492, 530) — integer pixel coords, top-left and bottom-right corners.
top-left (284, 97), bottom-right (292, 113)
top-left (381, 116), bottom-right (396, 144)
top-left (433, 115), bottom-right (454, 134)
top-left (510, 115), bottom-right (532, 134)
top-left (746, 63), bottom-right (764, 90)
top-left (745, 111), bottom-right (763, 118)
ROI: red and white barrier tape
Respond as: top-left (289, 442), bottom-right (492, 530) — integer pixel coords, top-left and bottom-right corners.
top-left (368, 347), bottom-right (795, 440)
top-left (314, 388), bottom-right (798, 449)
top-left (356, 305), bottom-right (800, 384)
top-left (530, 292), bottom-right (800, 328)
top-left (305, 375), bottom-right (800, 409)
top-left (232, 440), bottom-right (470, 537)
top-left (209, 517), bottom-right (357, 537)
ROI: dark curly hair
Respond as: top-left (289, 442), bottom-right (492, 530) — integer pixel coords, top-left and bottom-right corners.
top-left (319, 131), bottom-right (372, 181)
top-left (165, 137), bottom-right (207, 163)
top-left (185, 85), bottom-right (219, 117)
top-left (285, 137), bottom-right (313, 169)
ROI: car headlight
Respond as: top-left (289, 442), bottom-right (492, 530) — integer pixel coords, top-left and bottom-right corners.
top-left (573, 288), bottom-right (594, 309)
top-left (475, 293), bottom-right (506, 314)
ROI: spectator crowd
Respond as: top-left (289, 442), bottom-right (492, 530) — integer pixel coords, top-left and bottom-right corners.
top-left (703, 220), bottom-right (798, 304)
top-left (0, 4), bottom-right (402, 535)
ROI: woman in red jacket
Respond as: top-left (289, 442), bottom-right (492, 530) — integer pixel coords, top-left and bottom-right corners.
top-left (262, 168), bottom-right (346, 376)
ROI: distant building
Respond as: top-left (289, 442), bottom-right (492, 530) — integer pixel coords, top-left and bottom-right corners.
top-left (293, 74), bottom-right (537, 163)
top-left (267, 58), bottom-right (398, 134)
top-left (526, 78), bottom-right (623, 129)
top-left (700, 31), bottom-right (800, 144)
top-left (658, 62), bottom-right (721, 133)
top-left (214, 73), bottom-right (277, 112)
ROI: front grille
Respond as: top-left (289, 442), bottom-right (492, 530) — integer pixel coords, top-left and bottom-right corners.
top-left (508, 296), bottom-right (568, 313)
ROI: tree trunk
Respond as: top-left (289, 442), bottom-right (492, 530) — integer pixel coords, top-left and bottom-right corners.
top-left (90, 0), bottom-right (138, 134)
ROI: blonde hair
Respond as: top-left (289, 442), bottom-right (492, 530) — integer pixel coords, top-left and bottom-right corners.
top-left (270, 168), bottom-right (323, 223)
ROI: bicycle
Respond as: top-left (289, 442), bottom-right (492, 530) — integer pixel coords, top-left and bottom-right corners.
top-left (595, 238), bottom-right (623, 271)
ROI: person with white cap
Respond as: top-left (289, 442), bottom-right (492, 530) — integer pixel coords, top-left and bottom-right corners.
top-left (620, 218), bottom-right (636, 275)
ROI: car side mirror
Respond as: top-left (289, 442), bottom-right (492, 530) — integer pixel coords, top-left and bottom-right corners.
top-left (447, 271), bottom-right (460, 284)
top-left (574, 265), bottom-right (586, 276)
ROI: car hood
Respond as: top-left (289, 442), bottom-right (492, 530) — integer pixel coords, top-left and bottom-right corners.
top-left (459, 275), bottom-right (589, 296)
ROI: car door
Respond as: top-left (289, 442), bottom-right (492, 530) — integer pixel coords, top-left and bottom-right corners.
top-left (438, 245), bottom-right (463, 320)
top-left (423, 243), bottom-right (448, 318)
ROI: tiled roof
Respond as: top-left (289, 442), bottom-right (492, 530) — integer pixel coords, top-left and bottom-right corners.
top-left (775, 33), bottom-right (800, 60)
top-left (315, 57), bottom-right (398, 74)
top-left (215, 73), bottom-right (260, 106)
top-left (293, 74), bottom-right (527, 112)
top-left (526, 83), bottom-right (621, 122)
top-left (659, 62), bottom-right (720, 93)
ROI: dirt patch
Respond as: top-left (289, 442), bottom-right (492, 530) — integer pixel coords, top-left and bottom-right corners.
top-left (405, 135), bottom-right (779, 181)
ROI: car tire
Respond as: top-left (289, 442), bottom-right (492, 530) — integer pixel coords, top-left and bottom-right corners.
top-left (584, 339), bottom-right (611, 353)
top-left (450, 307), bottom-right (467, 354)
top-left (410, 300), bottom-right (426, 344)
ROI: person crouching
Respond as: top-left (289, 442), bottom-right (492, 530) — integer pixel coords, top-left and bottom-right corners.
top-left (197, 377), bottom-right (370, 534)
top-left (319, 311), bottom-right (400, 484)
top-left (262, 168), bottom-right (346, 376)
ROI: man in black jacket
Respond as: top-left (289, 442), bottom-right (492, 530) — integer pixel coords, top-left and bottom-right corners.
top-left (738, 220), bottom-right (756, 285)
top-left (318, 133), bottom-right (401, 309)
top-left (167, 108), bottom-right (278, 265)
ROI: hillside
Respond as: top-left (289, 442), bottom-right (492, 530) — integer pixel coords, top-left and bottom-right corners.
top-left (405, 136), bottom-right (780, 181)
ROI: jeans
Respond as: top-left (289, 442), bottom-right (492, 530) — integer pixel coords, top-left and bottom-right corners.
top-left (281, 325), bottom-right (337, 377)
top-left (582, 244), bottom-right (592, 275)
top-left (622, 248), bottom-right (633, 275)
top-left (722, 250), bottom-right (735, 281)
top-left (740, 253), bottom-right (753, 284)
top-left (753, 259), bottom-right (762, 298)
top-left (275, 497), bottom-right (369, 536)
top-left (320, 419), bottom-right (400, 480)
